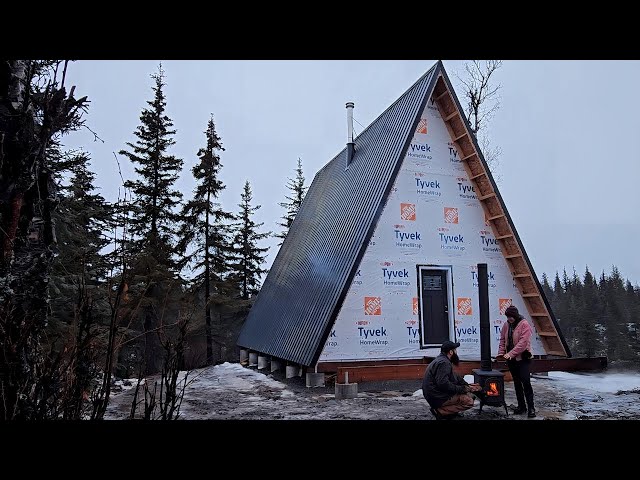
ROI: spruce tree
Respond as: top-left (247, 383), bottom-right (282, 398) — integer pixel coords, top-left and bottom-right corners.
top-left (179, 115), bottom-right (233, 364)
top-left (50, 151), bottom-right (113, 418)
top-left (118, 64), bottom-right (184, 374)
top-left (625, 281), bottom-right (640, 360)
top-left (276, 157), bottom-right (307, 245)
top-left (553, 271), bottom-right (571, 334)
top-left (603, 266), bottom-right (633, 361)
top-left (547, 265), bottom-right (640, 364)
top-left (541, 273), bottom-right (554, 304)
top-left (229, 181), bottom-right (270, 300)
top-left (52, 152), bottom-right (112, 286)
top-left (119, 64), bottom-right (183, 272)
top-left (553, 272), bottom-right (563, 296)
top-left (575, 266), bottom-right (603, 357)
top-left (50, 151), bottom-right (112, 325)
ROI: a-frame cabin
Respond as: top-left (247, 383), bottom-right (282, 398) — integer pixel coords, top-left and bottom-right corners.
top-left (238, 61), bottom-right (577, 382)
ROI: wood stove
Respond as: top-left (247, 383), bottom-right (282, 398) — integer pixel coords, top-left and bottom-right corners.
top-left (472, 263), bottom-right (508, 415)
top-left (473, 370), bottom-right (508, 414)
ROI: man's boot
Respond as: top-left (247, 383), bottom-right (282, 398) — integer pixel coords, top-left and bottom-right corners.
top-left (528, 406), bottom-right (536, 418)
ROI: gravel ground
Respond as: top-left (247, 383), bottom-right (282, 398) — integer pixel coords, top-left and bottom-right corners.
top-left (105, 363), bottom-right (640, 420)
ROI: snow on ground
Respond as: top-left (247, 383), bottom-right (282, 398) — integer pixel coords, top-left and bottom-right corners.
top-left (113, 378), bottom-right (143, 392)
top-left (540, 371), bottom-right (640, 419)
top-left (105, 363), bottom-right (640, 420)
top-left (547, 371), bottom-right (640, 393)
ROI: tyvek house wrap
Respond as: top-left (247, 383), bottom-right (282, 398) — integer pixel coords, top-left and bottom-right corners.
top-left (319, 93), bottom-right (545, 362)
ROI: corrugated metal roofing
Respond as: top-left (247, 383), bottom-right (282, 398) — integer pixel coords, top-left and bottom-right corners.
top-left (237, 62), bottom-right (440, 366)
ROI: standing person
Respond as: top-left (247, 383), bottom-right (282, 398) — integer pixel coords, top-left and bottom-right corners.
top-left (422, 340), bottom-right (481, 419)
top-left (497, 305), bottom-right (536, 417)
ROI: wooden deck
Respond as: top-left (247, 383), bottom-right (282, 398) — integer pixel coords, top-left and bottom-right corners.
top-left (315, 357), bottom-right (607, 383)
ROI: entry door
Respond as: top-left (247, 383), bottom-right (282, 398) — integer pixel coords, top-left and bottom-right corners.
top-left (418, 268), bottom-right (450, 347)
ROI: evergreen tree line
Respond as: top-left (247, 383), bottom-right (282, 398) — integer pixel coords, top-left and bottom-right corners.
top-left (541, 266), bottom-right (640, 364)
top-left (0, 61), bottom-right (307, 419)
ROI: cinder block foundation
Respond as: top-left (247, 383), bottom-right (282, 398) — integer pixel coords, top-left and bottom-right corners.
top-left (335, 382), bottom-right (358, 400)
top-left (248, 352), bottom-right (258, 367)
top-left (270, 358), bottom-right (282, 373)
top-left (335, 371), bottom-right (358, 400)
top-left (258, 355), bottom-right (268, 370)
top-left (239, 349), bottom-right (249, 365)
top-left (286, 365), bottom-right (300, 378)
top-left (305, 372), bottom-right (325, 387)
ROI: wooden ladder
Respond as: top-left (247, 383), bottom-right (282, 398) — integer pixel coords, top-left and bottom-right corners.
top-left (431, 74), bottom-right (568, 357)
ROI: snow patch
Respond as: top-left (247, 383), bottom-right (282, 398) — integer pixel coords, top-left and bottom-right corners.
top-left (548, 371), bottom-right (640, 393)
top-left (114, 378), bottom-right (142, 391)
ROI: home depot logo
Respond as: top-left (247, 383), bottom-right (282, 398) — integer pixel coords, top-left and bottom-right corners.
top-left (457, 297), bottom-right (472, 315)
top-left (499, 298), bottom-right (513, 315)
top-left (401, 203), bottom-right (416, 221)
top-left (444, 207), bottom-right (459, 224)
top-left (364, 296), bottom-right (382, 315)
top-left (416, 118), bottom-right (428, 134)
top-left (412, 297), bottom-right (419, 315)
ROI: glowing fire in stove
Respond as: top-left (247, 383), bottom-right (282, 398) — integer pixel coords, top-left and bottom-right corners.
top-left (486, 382), bottom-right (500, 396)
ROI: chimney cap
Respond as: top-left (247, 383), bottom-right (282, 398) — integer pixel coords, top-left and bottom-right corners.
top-left (345, 101), bottom-right (354, 108)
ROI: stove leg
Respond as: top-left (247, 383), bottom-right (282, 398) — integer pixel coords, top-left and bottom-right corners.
top-left (503, 402), bottom-right (509, 416)
top-left (478, 400), bottom-right (484, 414)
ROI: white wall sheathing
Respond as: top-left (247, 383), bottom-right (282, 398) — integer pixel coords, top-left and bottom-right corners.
top-left (320, 96), bottom-right (545, 362)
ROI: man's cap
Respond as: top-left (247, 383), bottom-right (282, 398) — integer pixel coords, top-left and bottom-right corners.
top-left (441, 340), bottom-right (461, 352)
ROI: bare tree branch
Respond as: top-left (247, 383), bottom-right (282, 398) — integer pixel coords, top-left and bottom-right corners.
top-left (455, 60), bottom-right (502, 134)
top-left (455, 60), bottom-right (503, 176)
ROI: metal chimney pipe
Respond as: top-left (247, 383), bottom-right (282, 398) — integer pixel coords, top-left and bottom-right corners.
top-left (478, 263), bottom-right (492, 371)
top-left (346, 102), bottom-right (355, 166)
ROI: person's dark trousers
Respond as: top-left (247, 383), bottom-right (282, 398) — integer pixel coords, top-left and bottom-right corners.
top-left (507, 359), bottom-right (534, 410)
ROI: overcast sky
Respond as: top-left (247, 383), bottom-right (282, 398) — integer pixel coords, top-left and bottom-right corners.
top-left (61, 60), bottom-right (640, 286)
